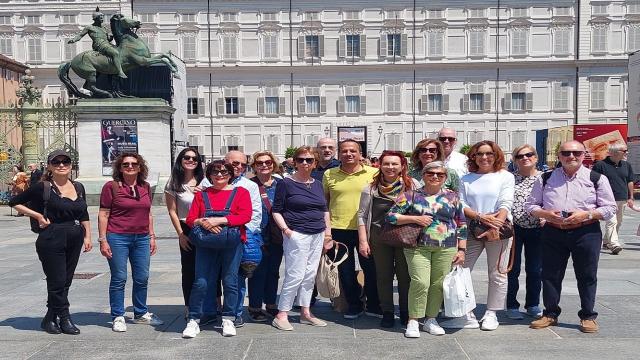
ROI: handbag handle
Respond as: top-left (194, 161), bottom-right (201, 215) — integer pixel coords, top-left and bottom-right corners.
top-left (327, 241), bottom-right (349, 267)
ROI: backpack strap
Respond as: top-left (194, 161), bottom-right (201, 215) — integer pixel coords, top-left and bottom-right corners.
top-left (541, 171), bottom-right (553, 188)
top-left (42, 181), bottom-right (51, 220)
top-left (224, 187), bottom-right (239, 211)
top-left (73, 181), bottom-right (85, 200)
top-left (110, 180), bottom-right (119, 205)
top-left (590, 170), bottom-right (601, 190)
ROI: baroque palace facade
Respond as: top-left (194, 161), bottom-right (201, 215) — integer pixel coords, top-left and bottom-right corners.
top-left (0, 0), bottom-right (634, 158)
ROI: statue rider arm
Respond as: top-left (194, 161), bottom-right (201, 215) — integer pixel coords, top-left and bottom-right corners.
top-left (68, 27), bottom-right (89, 43)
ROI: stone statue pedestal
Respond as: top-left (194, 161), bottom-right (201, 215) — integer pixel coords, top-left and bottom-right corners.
top-left (72, 98), bottom-right (175, 205)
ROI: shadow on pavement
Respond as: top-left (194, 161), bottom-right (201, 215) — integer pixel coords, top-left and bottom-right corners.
top-left (0, 311), bottom-right (108, 331)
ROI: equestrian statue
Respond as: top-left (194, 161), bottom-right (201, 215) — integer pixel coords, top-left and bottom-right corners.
top-left (58, 8), bottom-right (178, 98)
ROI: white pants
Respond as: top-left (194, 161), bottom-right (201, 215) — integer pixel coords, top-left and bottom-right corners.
top-left (277, 230), bottom-right (324, 312)
top-left (602, 200), bottom-right (625, 247)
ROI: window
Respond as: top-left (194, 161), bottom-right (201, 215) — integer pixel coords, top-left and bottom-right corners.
top-left (427, 31), bottom-right (444, 57)
top-left (469, 83), bottom-right (485, 112)
top-left (304, 87), bottom-right (321, 114)
top-left (387, 34), bottom-right (401, 57)
top-left (262, 12), bottom-right (278, 21)
top-left (187, 88), bottom-right (199, 115)
top-left (511, 29), bottom-right (528, 55)
top-left (555, 7), bottom-right (572, 16)
top-left (263, 34), bottom-right (278, 59)
top-left (468, 9), bottom-right (486, 18)
top-left (305, 35), bottom-right (320, 57)
top-left (511, 93), bottom-right (526, 111)
top-left (222, 35), bottom-right (237, 60)
top-left (346, 35), bottom-right (360, 57)
top-left (60, 15), bottom-right (76, 24)
top-left (63, 37), bottom-right (75, 61)
top-left (140, 35), bottom-right (156, 53)
top-left (27, 38), bottom-right (41, 62)
top-left (305, 12), bottom-right (320, 21)
top-left (630, 3), bottom-right (640, 14)
top-left (428, 10), bottom-right (444, 19)
top-left (553, 81), bottom-right (570, 110)
top-left (343, 11), bottom-right (360, 20)
top-left (590, 79), bottom-right (606, 109)
top-left (427, 84), bottom-right (443, 112)
top-left (629, 26), bottom-right (640, 52)
top-left (386, 133), bottom-right (401, 151)
top-left (264, 87), bottom-right (279, 115)
top-left (554, 28), bottom-right (571, 54)
top-left (0, 39), bottom-right (12, 57)
top-left (0, 15), bottom-right (11, 25)
top-left (25, 15), bottom-right (40, 25)
top-left (266, 134), bottom-right (279, 153)
top-left (512, 8), bottom-right (528, 17)
top-left (138, 13), bottom-right (154, 23)
top-left (183, 36), bottom-right (196, 61)
top-left (345, 85), bottom-right (360, 113)
top-left (182, 14), bottom-right (196, 23)
top-left (592, 27), bottom-right (608, 53)
top-left (592, 4), bottom-right (608, 15)
top-left (225, 97), bottom-right (239, 114)
top-left (386, 10), bottom-right (402, 20)
top-left (469, 30), bottom-right (486, 56)
top-left (222, 12), bottom-right (237, 22)
top-left (386, 84), bottom-right (402, 112)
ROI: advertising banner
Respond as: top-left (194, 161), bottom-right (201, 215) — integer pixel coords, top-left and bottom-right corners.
top-left (628, 52), bottom-right (640, 173)
top-left (573, 124), bottom-right (627, 165)
top-left (337, 126), bottom-right (368, 155)
top-left (101, 119), bottom-right (138, 175)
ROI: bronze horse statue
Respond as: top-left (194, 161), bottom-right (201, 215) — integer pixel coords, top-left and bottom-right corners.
top-left (58, 14), bottom-right (178, 98)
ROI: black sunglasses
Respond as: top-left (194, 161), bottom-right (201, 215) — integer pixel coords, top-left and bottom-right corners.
top-left (211, 170), bottom-right (230, 176)
top-left (182, 155), bottom-right (198, 162)
top-left (121, 162), bottom-right (140, 168)
top-left (423, 171), bottom-right (447, 179)
top-left (230, 160), bottom-right (246, 167)
top-left (515, 152), bottom-right (535, 160)
top-left (438, 136), bottom-right (456, 142)
top-left (50, 158), bottom-right (71, 166)
top-left (418, 147), bottom-right (438, 154)
top-left (559, 150), bottom-right (585, 157)
top-left (254, 160), bottom-right (273, 167)
top-left (295, 157), bottom-right (315, 164)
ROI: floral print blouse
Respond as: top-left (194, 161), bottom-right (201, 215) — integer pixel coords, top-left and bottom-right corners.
top-left (386, 188), bottom-right (467, 248)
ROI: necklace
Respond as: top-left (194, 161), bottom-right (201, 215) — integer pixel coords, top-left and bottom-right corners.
top-left (291, 175), bottom-right (314, 189)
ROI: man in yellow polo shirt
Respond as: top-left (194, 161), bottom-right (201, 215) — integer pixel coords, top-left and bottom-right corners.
top-left (323, 139), bottom-right (380, 319)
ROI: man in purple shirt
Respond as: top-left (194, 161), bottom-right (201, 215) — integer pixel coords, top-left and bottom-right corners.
top-left (525, 140), bottom-right (616, 334)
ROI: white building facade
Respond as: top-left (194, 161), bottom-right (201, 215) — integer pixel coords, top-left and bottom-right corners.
top-left (0, 0), bottom-right (634, 158)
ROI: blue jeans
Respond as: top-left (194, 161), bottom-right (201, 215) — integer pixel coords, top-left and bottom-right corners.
top-left (188, 241), bottom-right (243, 320)
top-left (106, 233), bottom-right (150, 319)
top-left (249, 241), bottom-right (284, 308)
top-left (506, 225), bottom-right (543, 310)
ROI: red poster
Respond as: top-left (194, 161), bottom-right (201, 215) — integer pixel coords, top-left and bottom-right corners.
top-left (573, 124), bottom-right (628, 165)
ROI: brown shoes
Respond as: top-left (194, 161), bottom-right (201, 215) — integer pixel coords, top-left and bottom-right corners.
top-left (530, 315), bottom-right (558, 329)
top-left (579, 319), bottom-right (599, 333)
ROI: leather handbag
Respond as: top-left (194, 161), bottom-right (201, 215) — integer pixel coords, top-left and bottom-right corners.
top-left (468, 218), bottom-right (514, 241)
top-left (378, 191), bottom-right (421, 248)
top-left (189, 188), bottom-right (242, 249)
top-left (315, 242), bottom-right (348, 299)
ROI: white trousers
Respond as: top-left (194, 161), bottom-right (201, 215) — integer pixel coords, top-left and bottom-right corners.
top-left (602, 200), bottom-right (626, 247)
top-left (277, 230), bottom-right (324, 312)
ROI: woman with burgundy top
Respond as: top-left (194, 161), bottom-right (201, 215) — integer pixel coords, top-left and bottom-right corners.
top-left (182, 161), bottom-right (252, 339)
top-left (98, 153), bottom-right (163, 333)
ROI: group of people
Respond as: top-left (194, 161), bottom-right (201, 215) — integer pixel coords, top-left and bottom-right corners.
top-left (8, 126), bottom-right (628, 339)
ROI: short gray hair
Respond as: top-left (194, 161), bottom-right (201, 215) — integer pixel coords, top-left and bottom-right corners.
top-left (608, 142), bottom-right (627, 153)
top-left (421, 161), bottom-right (447, 175)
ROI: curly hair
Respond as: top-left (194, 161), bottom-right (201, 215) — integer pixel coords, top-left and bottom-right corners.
top-left (371, 150), bottom-right (413, 191)
top-left (410, 138), bottom-right (445, 171)
top-left (112, 152), bottom-right (149, 184)
top-left (466, 140), bottom-right (506, 173)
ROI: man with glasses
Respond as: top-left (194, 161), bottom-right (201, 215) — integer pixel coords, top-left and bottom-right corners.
top-left (592, 143), bottom-right (635, 255)
top-left (200, 150), bottom-right (262, 327)
top-left (437, 127), bottom-right (468, 178)
top-left (312, 138), bottom-right (340, 182)
top-left (526, 140), bottom-right (616, 334)
top-left (323, 139), bottom-right (380, 319)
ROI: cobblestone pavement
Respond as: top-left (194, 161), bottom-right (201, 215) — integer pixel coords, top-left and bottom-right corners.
top-left (1, 206), bottom-right (640, 359)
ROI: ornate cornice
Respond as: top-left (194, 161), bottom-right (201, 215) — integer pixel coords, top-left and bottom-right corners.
top-left (176, 24), bottom-right (199, 34)
top-left (423, 20), bottom-right (447, 31)
top-left (218, 23), bottom-right (240, 35)
top-left (340, 20), bottom-right (364, 35)
top-left (466, 19), bottom-right (488, 31)
top-left (57, 24), bottom-right (79, 37)
top-left (258, 22), bottom-right (282, 35)
top-left (589, 16), bottom-right (611, 27)
top-left (508, 18), bottom-right (532, 29)
top-left (21, 25), bottom-right (44, 35)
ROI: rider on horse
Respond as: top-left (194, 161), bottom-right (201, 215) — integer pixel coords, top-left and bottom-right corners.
top-left (67, 8), bottom-right (127, 79)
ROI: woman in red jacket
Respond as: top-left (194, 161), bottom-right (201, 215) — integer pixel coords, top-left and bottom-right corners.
top-left (182, 161), bottom-right (252, 339)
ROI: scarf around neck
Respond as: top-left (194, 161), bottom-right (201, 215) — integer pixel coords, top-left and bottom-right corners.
top-left (378, 178), bottom-right (404, 199)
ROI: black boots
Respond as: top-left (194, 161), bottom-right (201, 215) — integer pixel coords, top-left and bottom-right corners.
top-left (380, 312), bottom-right (395, 328)
top-left (41, 310), bottom-right (61, 334)
top-left (58, 315), bottom-right (80, 335)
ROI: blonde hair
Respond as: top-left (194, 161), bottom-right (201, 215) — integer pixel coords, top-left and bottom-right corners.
top-left (250, 150), bottom-right (280, 170)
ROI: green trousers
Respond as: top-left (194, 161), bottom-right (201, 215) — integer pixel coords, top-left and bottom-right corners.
top-left (404, 246), bottom-right (456, 319)
top-left (370, 236), bottom-right (410, 313)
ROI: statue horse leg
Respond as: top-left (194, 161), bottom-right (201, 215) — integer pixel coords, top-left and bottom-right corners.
top-left (129, 53), bottom-right (178, 74)
top-left (83, 72), bottom-right (112, 98)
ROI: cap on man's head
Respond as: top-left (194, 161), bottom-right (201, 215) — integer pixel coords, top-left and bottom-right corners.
top-left (47, 149), bottom-right (71, 164)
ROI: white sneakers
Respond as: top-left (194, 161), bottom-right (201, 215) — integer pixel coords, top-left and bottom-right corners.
top-left (440, 314), bottom-right (480, 329)
top-left (480, 312), bottom-right (499, 331)
top-left (222, 318), bottom-right (237, 337)
top-left (423, 318), bottom-right (445, 336)
top-left (112, 316), bottom-right (127, 332)
top-left (182, 319), bottom-right (200, 339)
top-left (506, 308), bottom-right (524, 320)
top-left (404, 319), bottom-right (420, 338)
top-left (133, 312), bottom-right (164, 326)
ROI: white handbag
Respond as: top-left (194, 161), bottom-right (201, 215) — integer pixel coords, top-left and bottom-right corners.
top-left (443, 265), bottom-right (477, 318)
top-left (315, 242), bottom-right (348, 299)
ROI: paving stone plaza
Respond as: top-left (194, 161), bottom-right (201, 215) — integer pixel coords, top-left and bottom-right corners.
top-left (1, 205), bottom-right (640, 360)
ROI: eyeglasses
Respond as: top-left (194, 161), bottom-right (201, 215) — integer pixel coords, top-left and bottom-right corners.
top-left (474, 151), bottom-right (495, 158)
top-left (50, 158), bottom-right (71, 166)
top-left (438, 136), bottom-right (456, 143)
top-left (619, 149), bottom-right (629, 153)
top-left (319, 145), bottom-right (334, 150)
top-left (182, 155), bottom-right (198, 162)
top-left (515, 152), bottom-right (536, 160)
top-left (418, 147), bottom-right (438, 154)
top-left (230, 161), bottom-right (246, 168)
top-left (424, 171), bottom-right (447, 179)
top-left (121, 162), bottom-right (140, 168)
top-left (254, 160), bottom-right (273, 167)
top-left (210, 170), bottom-right (230, 176)
top-left (295, 157), bottom-right (315, 164)
top-left (559, 150), bottom-right (585, 157)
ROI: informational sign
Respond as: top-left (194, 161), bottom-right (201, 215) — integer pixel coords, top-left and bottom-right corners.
top-left (574, 124), bottom-right (627, 165)
top-left (101, 119), bottom-right (138, 175)
top-left (337, 126), bottom-right (368, 155)
top-left (628, 52), bottom-right (640, 174)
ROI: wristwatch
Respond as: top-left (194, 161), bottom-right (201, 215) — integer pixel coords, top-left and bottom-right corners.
top-left (457, 247), bottom-right (467, 253)
top-left (587, 211), bottom-right (593, 220)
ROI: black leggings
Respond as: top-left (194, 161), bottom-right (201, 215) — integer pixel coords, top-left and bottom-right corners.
top-left (36, 222), bottom-right (84, 317)
top-left (180, 222), bottom-right (222, 305)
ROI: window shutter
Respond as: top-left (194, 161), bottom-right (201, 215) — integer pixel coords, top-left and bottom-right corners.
top-left (379, 35), bottom-right (387, 57)
top-left (257, 97), bottom-right (265, 115)
top-left (360, 95), bottom-right (367, 113)
top-left (525, 93), bottom-right (533, 111)
top-left (238, 97), bottom-right (246, 115)
top-left (360, 35), bottom-right (367, 58)
top-left (279, 97), bottom-right (286, 114)
top-left (217, 98), bottom-right (225, 115)
top-left (503, 93), bottom-right (512, 112)
top-left (338, 35), bottom-right (346, 58)
top-left (337, 96), bottom-right (345, 114)
top-left (401, 34), bottom-right (408, 56)
top-left (442, 94), bottom-right (449, 112)
top-left (462, 94), bottom-right (470, 113)
top-left (298, 98), bottom-right (306, 115)
top-left (297, 36), bottom-right (305, 59)
top-left (198, 97), bottom-right (205, 115)
top-left (320, 96), bottom-right (327, 113)
top-left (318, 35), bottom-right (325, 57)
top-left (484, 93), bottom-right (492, 112)
top-left (420, 94), bottom-right (428, 113)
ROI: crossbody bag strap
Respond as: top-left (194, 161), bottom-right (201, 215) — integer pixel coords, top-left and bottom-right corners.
top-left (224, 187), bottom-right (239, 211)
top-left (42, 181), bottom-right (51, 220)
top-left (258, 184), bottom-right (272, 213)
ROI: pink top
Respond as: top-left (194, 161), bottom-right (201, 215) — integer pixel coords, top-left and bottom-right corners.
top-left (100, 181), bottom-right (151, 234)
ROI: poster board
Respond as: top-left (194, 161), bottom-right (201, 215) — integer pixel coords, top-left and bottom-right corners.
top-left (101, 119), bottom-right (138, 175)
top-left (573, 124), bottom-right (627, 166)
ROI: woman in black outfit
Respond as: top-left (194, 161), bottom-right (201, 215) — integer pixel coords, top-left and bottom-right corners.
top-left (9, 150), bottom-right (92, 335)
